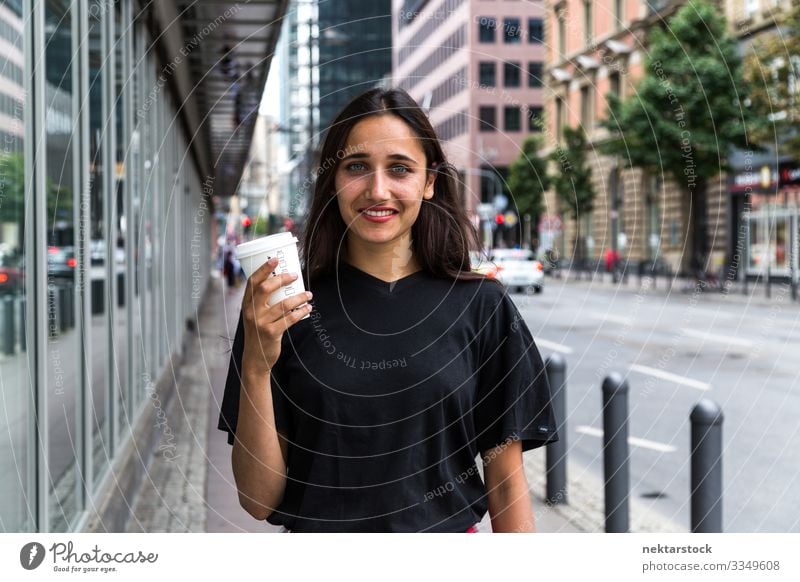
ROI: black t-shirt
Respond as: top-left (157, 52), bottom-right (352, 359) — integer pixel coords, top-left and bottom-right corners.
top-left (217, 260), bottom-right (558, 532)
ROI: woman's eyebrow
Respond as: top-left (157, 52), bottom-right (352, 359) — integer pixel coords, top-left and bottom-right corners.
top-left (340, 152), bottom-right (419, 164)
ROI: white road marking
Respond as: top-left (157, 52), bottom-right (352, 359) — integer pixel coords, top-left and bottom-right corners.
top-left (575, 425), bottom-right (677, 453)
top-left (629, 364), bottom-right (711, 391)
top-left (534, 338), bottom-right (574, 354)
top-left (690, 307), bottom-right (734, 319)
top-left (590, 312), bottom-right (633, 326)
top-left (681, 328), bottom-right (754, 348)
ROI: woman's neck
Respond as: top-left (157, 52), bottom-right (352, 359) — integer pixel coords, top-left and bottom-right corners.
top-left (343, 237), bottom-right (421, 283)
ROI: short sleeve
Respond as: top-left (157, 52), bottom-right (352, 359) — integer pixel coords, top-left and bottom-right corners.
top-left (474, 289), bottom-right (558, 454)
top-left (217, 311), bottom-right (293, 446)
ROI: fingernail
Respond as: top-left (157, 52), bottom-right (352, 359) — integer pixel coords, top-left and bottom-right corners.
top-left (291, 273), bottom-right (299, 279)
top-left (306, 291), bottom-right (313, 299)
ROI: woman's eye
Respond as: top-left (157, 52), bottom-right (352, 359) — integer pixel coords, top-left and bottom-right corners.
top-left (346, 162), bottom-right (366, 172)
top-left (391, 165), bottom-right (409, 174)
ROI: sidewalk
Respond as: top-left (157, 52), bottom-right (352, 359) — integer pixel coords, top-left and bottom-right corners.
top-left (125, 275), bottom-right (584, 533)
top-left (557, 267), bottom-right (798, 308)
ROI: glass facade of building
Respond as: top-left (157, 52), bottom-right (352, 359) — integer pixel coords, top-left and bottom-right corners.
top-left (317, 0), bottom-right (392, 142)
top-left (0, 0), bottom-right (213, 532)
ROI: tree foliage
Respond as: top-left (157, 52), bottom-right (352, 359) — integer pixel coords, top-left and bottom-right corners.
top-left (507, 135), bottom-right (550, 221)
top-left (550, 126), bottom-right (595, 221)
top-left (599, 0), bottom-right (753, 271)
top-left (743, 1), bottom-right (800, 161)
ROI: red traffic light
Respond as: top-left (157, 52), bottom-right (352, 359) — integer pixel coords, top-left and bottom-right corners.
top-left (241, 215), bottom-right (251, 228)
top-left (495, 213), bottom-right (505, 225)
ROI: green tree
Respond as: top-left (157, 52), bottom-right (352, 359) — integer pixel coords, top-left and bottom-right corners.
top-left (550, 126), bottom-right (596, 264)
top-left (599, 0), bottom-right (752, 273)
top-left (0, 152), bottom-right (25, 225)
top-left (507, 135), bottom-right (550, 231)
top-left (743, 2), bottom-right (800, 161)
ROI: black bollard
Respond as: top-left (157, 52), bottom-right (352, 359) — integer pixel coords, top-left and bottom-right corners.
top-left (19, 296), bottom-right (26, 352)
top-left (58, 286), bottom-right (69, 333)
top-left (545, 354), bottom-right (568, 505)
top-left (2, 296), bottom-right (14, 355)
top-left (602, 372), bottom-right (630, 533)
top-left (766, 265), bottom-right (771, 299)
top-left (690, 399), bottom-right (724, 533)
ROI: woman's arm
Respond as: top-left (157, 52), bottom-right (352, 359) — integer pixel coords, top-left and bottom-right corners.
top-left (483, 440), bottom-right (536, 532)
top-left (231, 357), bottom-right (290, 521)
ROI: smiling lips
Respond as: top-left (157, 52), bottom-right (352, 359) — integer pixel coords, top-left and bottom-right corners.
top-left (359, 206), bottom-right (399, 222)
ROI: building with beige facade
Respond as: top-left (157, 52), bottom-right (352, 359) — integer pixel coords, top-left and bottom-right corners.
top-left (542, 0), bottom-right (728, 274)
top-left (724, 0), bottom-right (799, 284)
top-left (543, 0), bottom-right (798, 279)
top-left (392, 0), bottom-right (548, 243)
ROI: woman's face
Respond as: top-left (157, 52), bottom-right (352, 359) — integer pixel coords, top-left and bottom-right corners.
top-left (334, 114), bottom-right (435, 250)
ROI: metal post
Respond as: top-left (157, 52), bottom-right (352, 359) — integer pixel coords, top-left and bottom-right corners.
top-left (766, 264), bottom-right (771, 299)
top-left (19, 296), bottom-right (26, 352)
top-left (2, 296), bottom-right (14, 355)
top-left (602, 372), bottom-right (630, 533)
top-left (690, 399), bottom-right (724, 533)
top-left (545, 354), bottom-right (567, 505)
top-left (58, 285), bottom-right (69, 332)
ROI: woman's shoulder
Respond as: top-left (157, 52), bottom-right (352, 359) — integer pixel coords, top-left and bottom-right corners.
top-left (430, 273), bottom-right (509, 306)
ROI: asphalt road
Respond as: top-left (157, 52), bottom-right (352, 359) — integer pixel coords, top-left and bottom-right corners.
top-left (512, 276), bottom-right (800, 533)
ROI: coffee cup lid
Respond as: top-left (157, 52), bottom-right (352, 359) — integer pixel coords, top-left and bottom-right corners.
top-left (236, 232), bottom-right (298, 258)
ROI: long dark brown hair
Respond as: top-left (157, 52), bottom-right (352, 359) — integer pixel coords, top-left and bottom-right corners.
top-left (299, 87), bottom-right (493, 285)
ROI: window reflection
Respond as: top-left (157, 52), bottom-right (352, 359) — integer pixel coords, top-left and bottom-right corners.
top-left (88, 0), bottom-right (109, 484)
top-left (45, 0), bottom-right (80, 532)
top-left (0, 0), bottom-right (30, 533)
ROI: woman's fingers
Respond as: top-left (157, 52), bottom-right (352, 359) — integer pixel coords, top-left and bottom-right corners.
top-left (267, 291), bottom-right (313, 322)
top-left (249, 257), bottom-right (280, 286)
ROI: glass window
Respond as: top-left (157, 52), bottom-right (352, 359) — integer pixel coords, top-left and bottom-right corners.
top-left (113, 0), bottom-right (130, 439)
top-left (609, 71), bottom-right (621, 98)
top-left (504, 62), bottom-right (520, 87)
top-left (528, 106), bottom-right (544, 132)
top-left (479, 61), bottom-right (495, 87)
top-left (774, 217), bottom-right (788, 270)
top-left (556, 97), bottom-right (564, 141)
top-left (528, 18), bottom-right (543, 43)
top-left (504, 18), bottom-right (521, 43)
top-left (0, 0), bottom-right (32, 533)
top-left (88, 0), bottom-right (110, 485)
top-left (584, 1), bottom-right (593, 45)
top-left (581, 85), bottom-right (592, 128)
top-left (45, 0), bottom-right (81, 533)
top-left (479, 106), bottom-right (496, 131)
top-left (504, 106), bottom-right (521, 131)
top-left (528, 62), bottom-right (543, 88)
top-left (478, 17), bottom-right (495, 43)
top-left (130, 20), bottom-right (143, 411)
top-left (748, 218), bottom-right (764, 271)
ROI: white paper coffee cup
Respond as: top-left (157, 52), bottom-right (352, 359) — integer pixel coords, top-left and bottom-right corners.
top-left (236, 232), bottom-right (309, 320)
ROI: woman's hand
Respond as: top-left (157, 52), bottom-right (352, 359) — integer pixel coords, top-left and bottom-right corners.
top-left (240, 257), bottom-right (312, 374)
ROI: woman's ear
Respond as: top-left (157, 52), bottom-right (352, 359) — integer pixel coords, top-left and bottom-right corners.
top-left (423, 169), bottom-right (436, 200)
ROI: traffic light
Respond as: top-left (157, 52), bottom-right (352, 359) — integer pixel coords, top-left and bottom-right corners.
top-left (495, 213), bottom-right (505, 225)
top-left (242, 215), bottom-right (252, 234)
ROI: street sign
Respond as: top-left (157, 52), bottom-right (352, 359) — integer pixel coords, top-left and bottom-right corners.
top-left (477, 203), bottom-right (494, 221)
top-left (493, 193), bottom-right (508, 212)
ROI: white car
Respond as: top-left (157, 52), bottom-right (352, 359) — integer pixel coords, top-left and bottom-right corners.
top-left (489, 249), bottom-right (544, 294)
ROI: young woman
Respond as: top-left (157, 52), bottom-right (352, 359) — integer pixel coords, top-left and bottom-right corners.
top-left (218, 88), bottom-right (557, 533)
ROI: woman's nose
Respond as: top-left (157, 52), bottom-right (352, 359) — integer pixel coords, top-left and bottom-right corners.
top-left (365, 169), bottom-right (391, 200)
